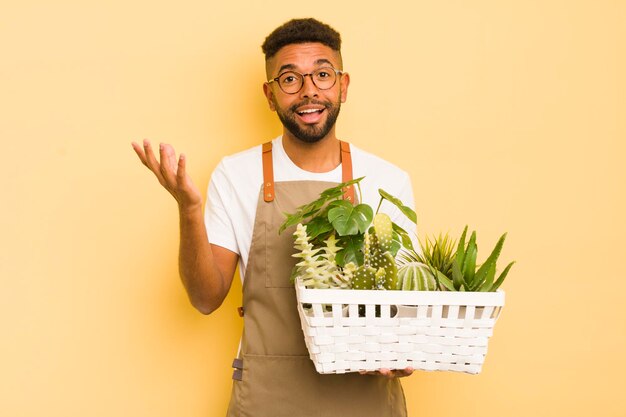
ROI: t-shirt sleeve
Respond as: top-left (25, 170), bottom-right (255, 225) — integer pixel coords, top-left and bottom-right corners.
top-left (204, 161), bottom-right (239, 254)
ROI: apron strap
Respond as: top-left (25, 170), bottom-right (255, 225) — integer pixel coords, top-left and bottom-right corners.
top-left (340, 141), bottom-right (355, 203)
top-left (261, 140), bottom-right (354, 203)
top-left (262, 142), bottom-right (275, 202)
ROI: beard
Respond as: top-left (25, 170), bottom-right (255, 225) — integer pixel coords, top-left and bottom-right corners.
top-left (275, 99), bottom-right (342, 144)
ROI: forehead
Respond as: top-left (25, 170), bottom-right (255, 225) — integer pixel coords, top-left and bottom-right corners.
top-left (266, 42), bottom-right (342, 76)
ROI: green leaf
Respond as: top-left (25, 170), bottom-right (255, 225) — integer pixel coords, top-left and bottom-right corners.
top-left (279, 214), bottom-right (303, 234)
top-left (320, 177), bottom-right (365, 198)
top-left (463, 231), bottom-right (477, 286)
top-left (389, 231), bottom-right (402, 257)
top-left (473, 233), bottom-right (507, 289)
top-left (327, 201), bottom-right (373, 236)
top-left (305, 215), bottom-right (334, 240)
top-left (279, 177), bottom-right (366, 234)
top-left (378, 189), bottom-right (417, 224)
top-left (299, 199), bottom-right (326, 218)
top-left (491, 261), bottom-right (515, 291)
top-left (392, 223), bottom-right (414, 251)
top-left (479, 262), bottom-right (496, 292)
top-left (451, 257), bottom-right (464, 291)
top-left (279, 203), bottom-right (322, 235)
top-left (435, 270), bottom-right (455, 291)
top-left (336, 235), bottom-right (365, 266)
top-left (454, 226), bottom-right (468, 276)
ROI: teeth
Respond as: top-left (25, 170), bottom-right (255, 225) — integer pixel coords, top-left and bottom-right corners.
top-left (298, 109), bottom-right (322, 114)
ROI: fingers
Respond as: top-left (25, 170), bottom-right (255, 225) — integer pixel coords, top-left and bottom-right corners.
top-left (381, 367), bottom-right (413, 378)
top-left (131, 141), bottom-right (148, 166)
top-left (140, 139), bottom-right (167, 185)
top-left (358, 367), bottom-right (414, 378)
top-left (159, 143), bottom-right (178, 187)
top-left (132, 139), bottom-right (202, 207)
top-left (177, 153), bottom-right (187, 183)
top-left (395, 367), bottom-right (414, 378)
top-left (132, 139), bottom-right (182, 192)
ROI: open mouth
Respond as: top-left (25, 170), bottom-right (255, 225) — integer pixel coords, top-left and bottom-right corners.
top-left (295, 107), bottom-right (325, 124)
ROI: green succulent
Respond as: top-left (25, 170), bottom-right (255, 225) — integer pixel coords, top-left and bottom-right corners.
top-left (398, 227), bottom-right (514, 292)
top-left (284, 179), bottom-right (515, 293)
top-left (398, 232), bottom-right (456, 279)
top-left (451, 226), bottom-right (515, 292)
top-left (396, 261), bottom-right (437, 290)
top-left (291, 224), bottom-right (354, 289)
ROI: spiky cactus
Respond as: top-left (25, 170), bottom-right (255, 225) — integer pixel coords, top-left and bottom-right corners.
top-left (371, 214), bottom-right (398, 290)
top-left (340, 262), bottom-right (357, 288)
top-left (352, 265), bottom-right (377, 289)
top-left (373, 213), bottom-right (394, 251)
top-left (322, 234), bottom-right (353, 288)
top-left (352, 213), bottom-right (399, 290)
top-left (292, 224), bottom-right (354, 289)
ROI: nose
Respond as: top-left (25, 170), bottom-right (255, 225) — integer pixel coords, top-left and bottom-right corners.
top-left (299, 73), bottom-right (319, 98)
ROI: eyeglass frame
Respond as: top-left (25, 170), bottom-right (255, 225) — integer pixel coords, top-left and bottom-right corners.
top-left (267, 67), bottom-right (344, 95)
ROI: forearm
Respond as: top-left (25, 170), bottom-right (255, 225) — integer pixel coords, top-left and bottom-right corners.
top-left (131, 140), bottom-right (236, 313)
top-left (178, 204), bottom-right (231, 314)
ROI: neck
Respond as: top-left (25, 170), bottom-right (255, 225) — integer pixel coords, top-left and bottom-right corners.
top-left (282, 130), bottom-right (342, 173)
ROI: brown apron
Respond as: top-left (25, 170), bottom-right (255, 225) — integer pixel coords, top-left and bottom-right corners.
top-left (226, 141), bottom-right (407, 417)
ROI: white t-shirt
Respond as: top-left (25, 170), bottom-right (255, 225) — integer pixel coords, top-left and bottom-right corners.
top-left (205, 136), bottom-right (416, 280)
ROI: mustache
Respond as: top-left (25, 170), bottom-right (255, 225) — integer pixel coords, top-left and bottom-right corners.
top-left (289, 100), bottom-right (331, 112)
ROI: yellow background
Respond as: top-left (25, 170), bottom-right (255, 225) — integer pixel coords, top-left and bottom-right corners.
top-left (1, 1), bottom-right (624, 416)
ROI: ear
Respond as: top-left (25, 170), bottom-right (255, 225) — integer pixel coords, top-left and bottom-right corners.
top-left (263, 82), bottom-right (276, 111)
top-left (339, 72), bottom-right (350, 103)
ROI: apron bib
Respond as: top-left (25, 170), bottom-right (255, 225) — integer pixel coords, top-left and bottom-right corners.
top-left (226, 142), bottom-right (407, 417)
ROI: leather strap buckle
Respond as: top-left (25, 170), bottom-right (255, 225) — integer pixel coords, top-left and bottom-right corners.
top-left (262, 142), bottom-right (275, 202)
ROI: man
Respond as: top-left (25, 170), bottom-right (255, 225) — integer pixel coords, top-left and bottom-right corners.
top-left (133, 18), bottom-right (414, 417)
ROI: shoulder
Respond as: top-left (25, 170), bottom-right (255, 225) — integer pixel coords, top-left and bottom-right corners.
top-left (217, 143), bottom-right (262, 172)
top-left (350, 143), bottom-right (411, 183)
top-left (211, 143), bottom-right (263, 185)
top-left (348, 142), bottom-right (414, 209)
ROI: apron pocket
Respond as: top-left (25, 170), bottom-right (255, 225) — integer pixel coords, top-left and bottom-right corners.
top-left (264, 223), bottom-right (299, 288)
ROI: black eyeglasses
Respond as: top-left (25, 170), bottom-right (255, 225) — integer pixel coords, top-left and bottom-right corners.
top-left (267, 67), bottom-right (343, 94)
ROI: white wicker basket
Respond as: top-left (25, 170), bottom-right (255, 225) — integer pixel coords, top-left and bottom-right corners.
top-left (295, 280), bottom-right (505, 375)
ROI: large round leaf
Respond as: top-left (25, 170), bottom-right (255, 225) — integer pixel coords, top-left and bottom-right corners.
top-left (327, 201), bottom-right (373, 236)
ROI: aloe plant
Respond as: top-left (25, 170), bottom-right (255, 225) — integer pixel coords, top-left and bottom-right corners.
top-left (398, 228), bottom-right (514, 292)
top-left (398, 233), bottom-right (456, 277)
top-left (450, 226), bottom-right (515, 292)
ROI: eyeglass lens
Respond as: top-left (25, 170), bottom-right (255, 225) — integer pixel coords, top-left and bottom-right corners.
top-left (277, 68), bottom-right (337, 94)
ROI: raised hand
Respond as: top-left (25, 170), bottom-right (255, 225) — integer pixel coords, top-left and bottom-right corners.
top-left (131, 139), bottom-right (202, 210)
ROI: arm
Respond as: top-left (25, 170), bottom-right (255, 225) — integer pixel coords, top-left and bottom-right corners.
top-left (132, 139), bottom-right (238, 314)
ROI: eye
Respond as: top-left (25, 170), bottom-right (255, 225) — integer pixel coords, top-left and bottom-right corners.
top-left (316, 69), bottom-right (331, 79)
top-left (279, 72), bottom-right (300, 85)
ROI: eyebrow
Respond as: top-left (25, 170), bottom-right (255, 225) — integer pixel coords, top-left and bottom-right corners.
top-left (277, 59), bottom-right (335, 75)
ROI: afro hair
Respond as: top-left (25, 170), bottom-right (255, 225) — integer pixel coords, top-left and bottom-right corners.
top-left (262, 18), bottom-right (341, 60)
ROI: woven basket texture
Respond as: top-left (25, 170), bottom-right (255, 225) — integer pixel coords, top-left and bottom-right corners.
top-left (295, 282), bottom-right (505, 374)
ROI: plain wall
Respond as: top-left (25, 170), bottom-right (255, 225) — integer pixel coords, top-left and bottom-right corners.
top-left (1, 1), bottom-right (624, 416)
